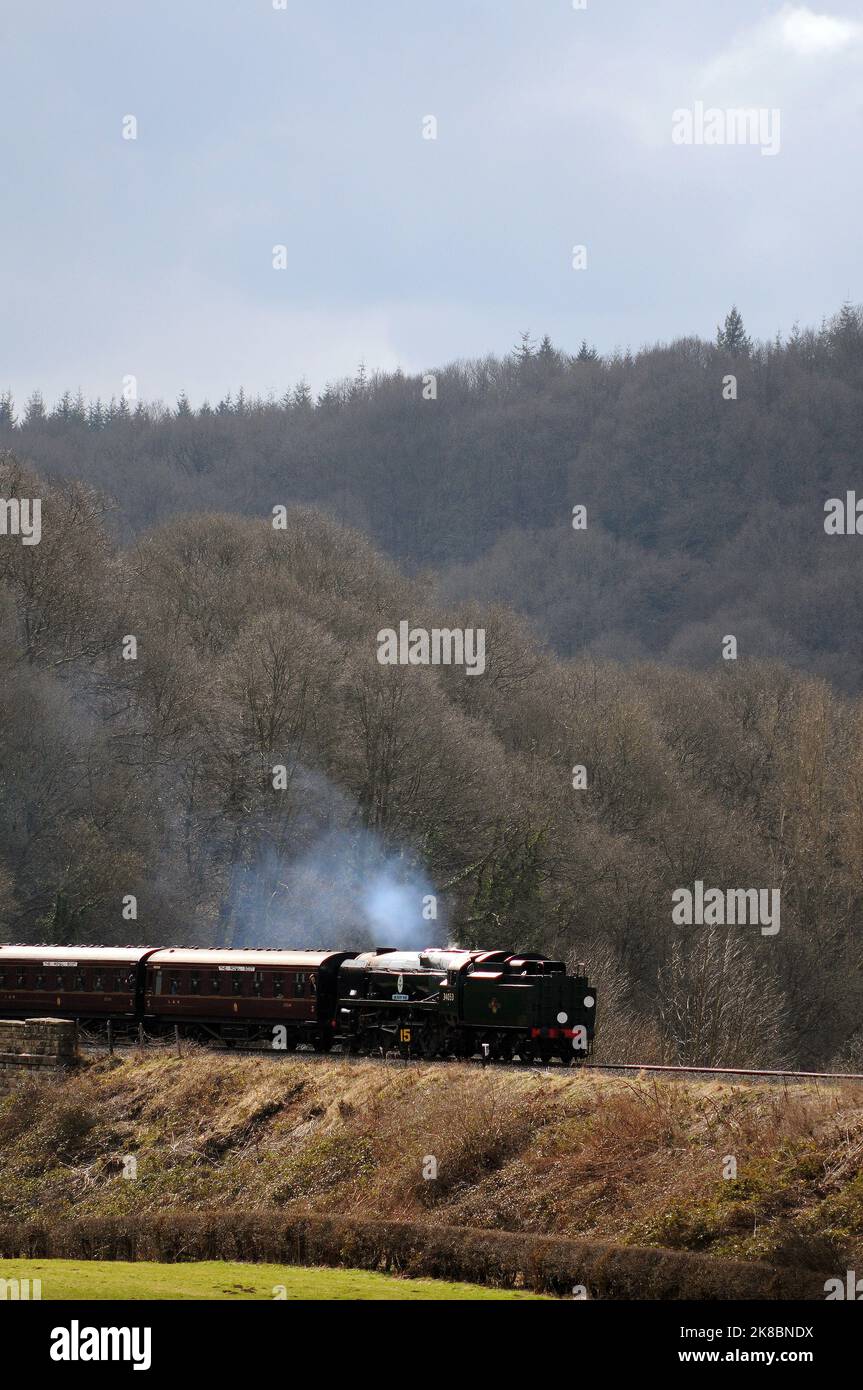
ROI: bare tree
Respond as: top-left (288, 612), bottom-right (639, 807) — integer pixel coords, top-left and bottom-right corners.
top-left (658, 927), bottom-right (788, 1067)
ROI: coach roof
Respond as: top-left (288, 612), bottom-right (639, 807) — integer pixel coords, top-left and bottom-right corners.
top-left (146, 948), bottom-right (346, 968)
top-left (0, 945), bottom-right (155, 963)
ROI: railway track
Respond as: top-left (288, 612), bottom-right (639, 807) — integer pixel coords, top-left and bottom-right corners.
top-left (76, 1036), bottom-right (863, 1083)
top-left (585, 1061), bottom-right (863, 1083)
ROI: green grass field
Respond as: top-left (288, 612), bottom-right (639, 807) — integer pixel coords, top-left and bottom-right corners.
top-left (0, 1258), bottom-right (548, 1301)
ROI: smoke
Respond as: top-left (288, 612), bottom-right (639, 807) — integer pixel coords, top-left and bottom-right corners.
top-left (363, 874), bottom-right (435, 947)
top-left (224, 768), bottom-right (445, 951)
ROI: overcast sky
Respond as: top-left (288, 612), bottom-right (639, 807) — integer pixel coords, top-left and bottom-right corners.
top-left (1, 0), bottom-right (861, 406)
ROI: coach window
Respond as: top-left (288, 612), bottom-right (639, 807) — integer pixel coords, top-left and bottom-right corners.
top-left (309, 974), bottom-right (317, 996)
top-left (16, 969), bottom-right (26, 987)
top-left (74, 972), bottom-right (86, 990)
top-left (294, 972), bottom-right (305, 997)
top-left (0, 970), bottom-right (6, 987)
top-left (55, 973), bottom-right (65, 990)
top-left (252, 972), bottom-right (263, 997)
top-left (211, 972), bottom-right (221, 994)
top-left (35, 972), bottom-right (46, 989)
top-left (94, 973), bottom-right (104, 991)
top-left (190, 972), bottom-right (200, 995)
top-left (232, 973), bottom-right (243, 996)
top-left (273, 974), bottom-right (284, 998)
top-left (169, 975), bottom-right (180, 996)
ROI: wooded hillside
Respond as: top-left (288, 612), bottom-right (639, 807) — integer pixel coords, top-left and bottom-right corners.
top-left (3, 304), bottom-right (863, 686)
top-left (2, 454), bottom-right (863, 1067)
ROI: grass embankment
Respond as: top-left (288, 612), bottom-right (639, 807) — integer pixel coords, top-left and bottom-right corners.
top-left (0, 1257), bottom-right (545, 1300)
top-left (1, 1052), bottom-right (862, 1282)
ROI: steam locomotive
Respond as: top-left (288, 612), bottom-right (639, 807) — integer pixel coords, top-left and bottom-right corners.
top-left (0, 943), bottom-right (596, 1063)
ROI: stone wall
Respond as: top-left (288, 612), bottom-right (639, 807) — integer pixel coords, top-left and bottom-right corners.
top-left (0, 1018), bottom-right (78, 1089)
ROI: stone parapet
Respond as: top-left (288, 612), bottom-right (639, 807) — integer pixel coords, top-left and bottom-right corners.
top-left (0, 1019), bottom-right (78, 1083)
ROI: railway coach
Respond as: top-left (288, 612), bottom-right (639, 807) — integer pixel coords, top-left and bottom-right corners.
top-left (0, 943), bottom-right (356, 1048)
top-left (0, 944), bottom-right (155, 1029)
top-left (142, 946), bottom-right (356, 1047)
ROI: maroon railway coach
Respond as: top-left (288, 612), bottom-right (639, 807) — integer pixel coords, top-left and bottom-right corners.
top-left (0, 943), bottom-right (358, 1048)
top-left (0, 944), bottom-right (157, 1028)
top-left (142, 947), bottom-right (356, 1046)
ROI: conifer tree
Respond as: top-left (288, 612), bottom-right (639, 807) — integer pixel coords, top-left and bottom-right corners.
top-left (24, 390), bottom-right (46, 425)
top-left (513, 330), bottom-right (535, 363)
top-left (716, 305), bottom-right (751, 356)
top-left (830, 301), bottom-right (863, 360)
top-left (352, 362), bottom-right (368, 397)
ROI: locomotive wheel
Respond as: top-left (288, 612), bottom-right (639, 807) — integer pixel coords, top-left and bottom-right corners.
top-left (418, 1025), bottom-right (444, 1059)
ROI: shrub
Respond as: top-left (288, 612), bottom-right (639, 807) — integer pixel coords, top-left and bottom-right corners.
top-left (0, 1211), bottom-right (827, 1300)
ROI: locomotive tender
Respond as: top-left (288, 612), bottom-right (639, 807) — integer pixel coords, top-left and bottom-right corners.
top-left (0, 942), bottom-right (596, 1062)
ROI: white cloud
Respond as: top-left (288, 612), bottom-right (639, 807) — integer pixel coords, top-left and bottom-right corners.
top-left (702, 5), bottom-right (863, 93)
top-left (520, 5), bottom-right (863, 155)
top-left (779, 7), bottom-right (863, 56)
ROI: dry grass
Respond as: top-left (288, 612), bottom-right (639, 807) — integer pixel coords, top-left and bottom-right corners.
top-left (1, 1054), bottom-right (862, 1276)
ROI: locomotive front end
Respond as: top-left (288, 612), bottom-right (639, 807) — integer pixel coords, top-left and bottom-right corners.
top-left (529, 963), bottom-right (597, 1062)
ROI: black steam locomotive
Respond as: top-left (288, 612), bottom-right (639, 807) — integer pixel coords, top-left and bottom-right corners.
top-left (0, 943), bottom-right (596, 1063)
top-left (340, 947), bottom-right (596, 1062)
